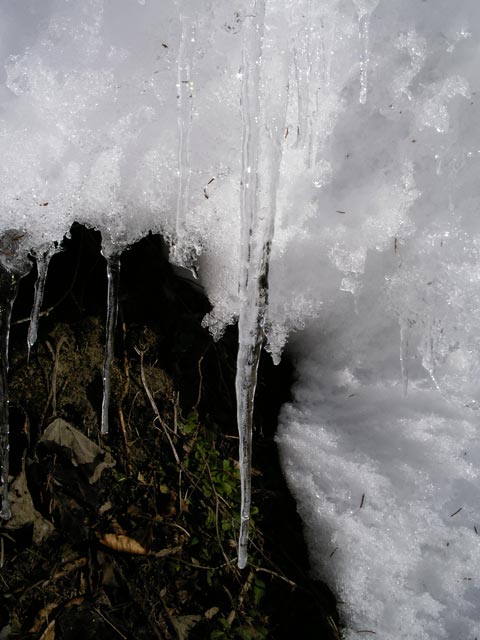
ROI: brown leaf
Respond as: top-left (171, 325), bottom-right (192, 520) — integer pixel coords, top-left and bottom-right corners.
top-left (52, 556), bottom-right (88, 581)
top-left (153, 545), bottom-right (182, 558)
top-left (29, 603), bottom-right (58, 633)
top-left (64, 597), bottom-right (84, 608)
top-left (204, 606), bottom-right (220, 620)
top-left (100, 533), bottom-right (147, 555)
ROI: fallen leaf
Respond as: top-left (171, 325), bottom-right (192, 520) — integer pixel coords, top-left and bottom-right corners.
top-left (153, 545), bottom-right (182, 558)
top-left (52, 556), bottom-right (88, 582)
top-left (40, 418), bottom-right (115, 483)
top-left (100, 533), bottom-right (147, 555)
top-left (171, 615), bottom-right (201, 640)
top-left (204, 606), bottom-right (220, 620)
top-left (30, 603), bottom-right (58, 633)
top-left (6, 458), bottom-right (55, 544)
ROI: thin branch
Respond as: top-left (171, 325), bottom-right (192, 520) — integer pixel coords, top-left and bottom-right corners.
top-left (135, 346), bottom-right (180, 466)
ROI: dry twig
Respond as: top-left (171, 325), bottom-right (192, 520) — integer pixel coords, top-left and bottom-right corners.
top-left (135, 344), bottom-right (180, 466)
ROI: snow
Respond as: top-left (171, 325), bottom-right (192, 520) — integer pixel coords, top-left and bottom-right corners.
top-left (1, 0), bottom-right (480, 637)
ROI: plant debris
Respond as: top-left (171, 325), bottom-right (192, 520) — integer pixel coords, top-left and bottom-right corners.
top-left (0, 226), bottom-right (340, 639)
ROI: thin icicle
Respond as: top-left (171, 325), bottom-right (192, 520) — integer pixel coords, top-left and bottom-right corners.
top-left (171, 14), bottom-right (196, 268)
top-left (353, 1), bottom-right (378, 104)
top-left (421, 317), bottom-right (443, 396)
top-left (0, 275), bottom-right (20, 519)
top-left (358, 13), bottom-right (370, 104)
top-left (0, 231), bottom-right (31, 519)
top-left (27, 244), bottom-right (57, 360)
top-left (399, 316), bottom-right (409, 396)
top-left (236, 0), bottom-right (289, 569)
top-left (293, 42), bottom-right (311, 151)
top-left (292, 1), bottom-right (317, 155)
top-left (101, 252), bottom-right (121, 435)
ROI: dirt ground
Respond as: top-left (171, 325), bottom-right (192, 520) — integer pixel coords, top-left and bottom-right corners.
top-left (0, 225), bottom-right (340, 639)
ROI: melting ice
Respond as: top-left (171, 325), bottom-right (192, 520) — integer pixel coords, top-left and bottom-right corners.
top-left (1, 0), bottom-right (480, 637)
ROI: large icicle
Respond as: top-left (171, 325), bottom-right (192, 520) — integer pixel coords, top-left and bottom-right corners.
top-left (27, 244), bottom-right (57, 360)
top-left (236, 0), bottom-right (289, 569)
top-left (0, 231), bottom-right (31, 519)
top-left (100, 251), bottom-right (121, 435)
top-left (236, 0), bottom-right (264, 570)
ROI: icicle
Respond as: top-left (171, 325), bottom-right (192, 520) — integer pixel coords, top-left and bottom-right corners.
top-left (101, 252), bottom-right (121, 435)
top-left (353, 1), bottom-right (378, 105)
top-left (0, 276), bottom-right (19, 519)
top-left (358, 13), bottom-right (370, 105)
top-left (171, 14), bottom-right (196, 269)
top-left (292, 2), bottom-right (316, 155)
top-left (0, 231), bottom-right (31, 519)
top-left (236, 310), bottom-right (263, 569)
top-left (236, 0), bottom-right (265, 570)
top-left (292, 6), bottom-right (335, 174)
top-left (293, 42), bottom-right (310, 151)
top-left (399, 316), bottom-right (409, 396)
top-left (421, 316), bottom-right (443, 395)
top-left (236, 0), bottom-right (288, 569)
top-left (27, 244), bottom-right (57, 360)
